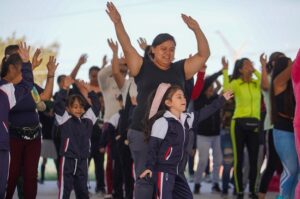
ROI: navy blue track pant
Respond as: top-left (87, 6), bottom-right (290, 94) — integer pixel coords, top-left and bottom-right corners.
top-left (154, 172), bottom-right (192, 199)
top-left (58, 157), bottom-right (89, 199)
top-left (0, 150), bottom-right (9, 199)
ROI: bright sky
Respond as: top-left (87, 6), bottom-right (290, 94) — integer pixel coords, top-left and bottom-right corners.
top-left (1, 0), bottom-right (300, 89)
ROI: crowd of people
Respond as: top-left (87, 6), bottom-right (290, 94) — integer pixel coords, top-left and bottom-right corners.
top-left (0, 2), bottom-right (300, 199)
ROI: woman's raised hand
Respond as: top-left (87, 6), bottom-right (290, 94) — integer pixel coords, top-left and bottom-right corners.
top-left (107, 38), bottom-right (118, 54)
top-left (181, 14), bottom-right (200, 32)
top-left (260, 53), bottom-right (267, 68)
top-left (32, 48), bottom-right (43, 70)
top-left (106, 2), bottom-right (122, 24)
top-left (18, 42), bottom-right (30, 63)
top-left (222, 56), bottom-right (229, 70)
top-left (137, 37), bottom-right (148, 51)
top-left (46, 56), bottom-right (59, 76)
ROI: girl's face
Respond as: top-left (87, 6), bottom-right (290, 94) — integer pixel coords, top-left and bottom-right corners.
top-left (67, 99), bottom-right (85, 118)
top-left (152, 40), bottom-right (176, 68)
top-left (239, 59), bottom-right (254, 77)
top-left (165, 89), bottom-right (186, 113)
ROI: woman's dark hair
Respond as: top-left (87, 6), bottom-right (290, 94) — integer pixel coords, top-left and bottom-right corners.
top-left (148, 33), bottom-right (176, 60)
top-left (230, 58), bottom-right (250, 81)
top-left (89, 66), bottom-right (100, 75)
top-left (4, 45), bottom-right (19, 56)
top-left (1, 54), bottom-right (22, 78)
top-left (144, 84), bottom-right (182, 141)
top-left (66, 94), bottom-right (86, 109)
top-left (270, 56), bottom-right (294, 123)
top-left (266, 52), bottom-right (285, 74)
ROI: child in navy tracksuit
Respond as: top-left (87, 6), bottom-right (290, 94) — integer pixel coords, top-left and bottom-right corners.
top-left (54, 76), bottom-right (100, 199)
top-left (0, 53), bottom-right (33, 199)
top-left (140, 83), bottom-right (233, 199)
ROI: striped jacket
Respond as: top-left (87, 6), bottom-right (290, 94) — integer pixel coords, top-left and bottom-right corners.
top-left (146, 96), bottom-right (226, 175)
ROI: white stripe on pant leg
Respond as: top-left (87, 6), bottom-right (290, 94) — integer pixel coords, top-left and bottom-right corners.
top-left (59, 157), bottom-right (65, 199)
top-left (160, 172), bottom-right (164, 199)
top-left (280, 161), bottom-right (291, 194)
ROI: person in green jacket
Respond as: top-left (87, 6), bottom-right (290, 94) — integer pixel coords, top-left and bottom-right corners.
top-left (222, 57), bottom-right (261, 199)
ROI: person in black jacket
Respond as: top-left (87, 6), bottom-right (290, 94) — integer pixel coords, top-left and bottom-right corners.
top-left (139, 83), bottom-right (233, 199)
top-left (54, 76), bottom-right (100, 199)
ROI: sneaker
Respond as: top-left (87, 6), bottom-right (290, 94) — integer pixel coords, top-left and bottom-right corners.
top-left (249, 193), bottom-right (258, 199)
top-left (211, 183), bottom-right (221, 193)
top-left (194, 183), bottom-right (201, 194)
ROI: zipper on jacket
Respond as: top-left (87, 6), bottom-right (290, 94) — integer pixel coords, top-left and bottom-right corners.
top-left (248, 83), bottom-right (253, 116)
top-left (177, 123), bottom-right (186, 175)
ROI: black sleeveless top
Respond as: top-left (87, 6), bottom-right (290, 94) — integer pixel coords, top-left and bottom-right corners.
top-left (274, 89), bottom-right (295, 132)
top-left (130, 57), bottom-right (186, 131)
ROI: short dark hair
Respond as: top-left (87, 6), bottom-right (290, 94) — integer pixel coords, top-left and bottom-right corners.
top-left (57, 75), bottom-right (66, 84)
top-left (66, 94), bottom-right (86, 108)
top-left (89, 66), bottom-right (100, 75)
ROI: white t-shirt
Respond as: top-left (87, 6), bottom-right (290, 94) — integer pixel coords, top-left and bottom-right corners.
top-left (120, 77), bottom-right (137, 106)
top-left (97, 66), bottom-right (121, 122)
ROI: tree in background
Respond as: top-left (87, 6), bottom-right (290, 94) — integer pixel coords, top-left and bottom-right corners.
top-left (0, 32), bottom-right (59, 86)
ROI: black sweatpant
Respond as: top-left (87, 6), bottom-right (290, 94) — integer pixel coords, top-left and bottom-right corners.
top-left (112, 140), bottom-right (134, 199)
top-left (58, 157), bottom-right (89, 199)
top-left (259, 130), bottom-right (283, 193)
top-left (117, 142), bottom-right (134, 199)
top-left (231, 119), bottom-right (259, 194)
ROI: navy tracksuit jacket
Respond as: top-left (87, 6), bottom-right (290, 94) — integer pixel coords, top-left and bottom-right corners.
top-left (146, 96), bottom-right (226, 199)
top-left (0, 62), bottom-right (33, 199)
top-left (54, 89), bottom-right (100, 199)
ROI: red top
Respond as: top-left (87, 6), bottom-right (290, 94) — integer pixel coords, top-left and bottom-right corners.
top-left (191, 71), bottom-right (205, 100)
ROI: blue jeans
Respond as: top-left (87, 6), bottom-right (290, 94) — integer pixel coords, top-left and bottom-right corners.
top-left (273, 129), bottom-right (299, 199)
top-left (221, 129), bottom-right (233, 193)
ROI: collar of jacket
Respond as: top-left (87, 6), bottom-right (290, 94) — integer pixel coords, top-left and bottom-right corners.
top-left (163, 111), bottom-right (190, 126)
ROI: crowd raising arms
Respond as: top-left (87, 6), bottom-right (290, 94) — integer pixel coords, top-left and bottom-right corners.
top-left (0, 2), bottom-right (299, 199)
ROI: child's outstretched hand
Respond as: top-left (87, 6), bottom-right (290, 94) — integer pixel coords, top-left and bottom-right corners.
top-left (223, 90), bottom-right (234, 100)
top-left (139, 169), bottom-right (152, 179)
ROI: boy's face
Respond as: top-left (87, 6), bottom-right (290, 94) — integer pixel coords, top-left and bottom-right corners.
top-left (67, 99), bottom-right (85, 118)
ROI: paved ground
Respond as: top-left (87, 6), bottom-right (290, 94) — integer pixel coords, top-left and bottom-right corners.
top-left (12, 181), bottom-right (278, 199)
